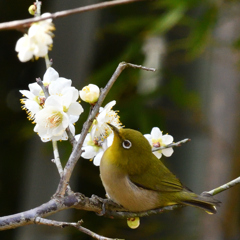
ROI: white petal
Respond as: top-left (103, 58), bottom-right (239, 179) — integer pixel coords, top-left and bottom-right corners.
top-left (49, 78), bottom-right (72, 95)
top-left (151, 127), bottom-right (162, 139)
top-left (43, 67), bottom-right (59, 84)
top-left (162, 135), bottom-right (174, 145)
top-left (68, 123), bottom-right (75, 136)
top-left (144, 134), bottom-right (152, 141)
top-left (69, 115), bottom-right (79, 124)
top-left (162, 148), bottom-right (174, 157)
top-left (82, 146), bottom-right (97, 159)
top-left (15, 35), bottom-right (28, 51)
top-left (62, 86), bottom-right (78, 100)
top-left (153, 151), bottom-right (162, 159)
top-left (104, 100), bottom-right (116, 110)
top-left (20, 90), bottom-right (35, 99)
top-left (90, 125), bottom-right (97, 140)
top-left (24, 99), bottom-right (41, 115)
top-left (28, 83), bottom-right (42, 96)
top-left (107, 133), bottom-right (114, 147)
top-left (18, 50), bottom-right (33, 62)
top-left (93, 151), bottom-right (104, 166)
top-left (67, 102), bottom-right (83, 116)
top-left (44, 95), bottom-right (62, 109)
top-left (52, 125), bottom-right (66, 136)
top-left (51, 131), bottom-right (68, 141)
top-left (61, 89), bottom-right (74, 108)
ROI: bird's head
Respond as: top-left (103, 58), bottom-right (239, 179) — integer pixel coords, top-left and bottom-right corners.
top-left (106, 123), bottom-right (152, 173)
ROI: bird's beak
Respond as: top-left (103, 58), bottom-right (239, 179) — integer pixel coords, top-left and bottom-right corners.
top-left (107, 123), bottom-right (120, 134)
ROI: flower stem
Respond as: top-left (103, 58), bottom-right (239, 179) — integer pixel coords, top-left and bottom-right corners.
top-left (45, 54), bottom-right (51, 69)
top-left (35, 0), bottom-right (42, 17)
top-left (52, 140), bottom-right (63, 176)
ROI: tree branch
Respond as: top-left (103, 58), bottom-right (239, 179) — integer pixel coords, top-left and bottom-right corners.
top-left (206, 176), bottom-right (240, 196)
top-left (35, 217), bottom-right (122, 240)
top-left (0, 175), bottom-right (239, 232)
top-left (55, 62), bottom-right (155, 197)
top-left (0, 0), bottom-right (145, 31)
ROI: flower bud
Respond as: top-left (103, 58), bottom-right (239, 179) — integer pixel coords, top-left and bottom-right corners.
top-left (127, 217), bottom-right (140, 229)
top-left (79, 84), bottom-right (100, 104)
top-left (28, 5), bottom-right (36, 15)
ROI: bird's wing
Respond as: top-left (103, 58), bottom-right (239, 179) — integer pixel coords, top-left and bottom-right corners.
top-left (129, 161), bottom-right (184, 192)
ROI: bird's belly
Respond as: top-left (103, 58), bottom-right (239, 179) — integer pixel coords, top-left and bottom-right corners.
top-left (100, 167), bottom-right (159, 212)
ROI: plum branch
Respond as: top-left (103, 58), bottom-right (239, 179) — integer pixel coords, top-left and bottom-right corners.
top-left (0, 0), bottom-right (145, 31)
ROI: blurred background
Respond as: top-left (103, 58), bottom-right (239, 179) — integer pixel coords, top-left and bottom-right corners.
top-left (0, 0), bottom-right (240, 239)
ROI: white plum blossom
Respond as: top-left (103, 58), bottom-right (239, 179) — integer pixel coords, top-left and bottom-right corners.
top-left (79, 84), bottom-right (100, 104)
top-left (75, 100), bottom-right (120, 166)
top-left (15, 13), bottom-right (55, 62)
top-left (34, 94), bottom-right (83, 142)
top-left (20, 67), bottom-right (70, 119)
top-left (20, 67), bottom-right (84, 142)
top-left (15, 34), bottom-right (34, 62)
top-left (34, 96), bottom-right (69, 142)
top-left (90, 100), bottom-right (122, 140)
top-left (144, 127), bottom-right (174, 159)
top-left (79, 132), bottom-right (114, 166)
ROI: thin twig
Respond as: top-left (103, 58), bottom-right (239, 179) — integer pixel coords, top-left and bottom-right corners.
top-left (52, 141), bottom-right (63, 176)
top-left (66, 127), bottom-right (77, 147)
top-left (55, 62), bottom-right (155, 196)
top-left (206, 176), bottom-right (240, 196)
top-left (35, 217), bottom-right (123, 240)
top-left (36, 77), bottom-right (65, 176)
top-left (0, 0), bottom-right (145, 31)
top-left (152, 138), bottom-right (191, 152)
top-left (45, 54), bottom-right (52, 69)
top-left (36, 78), bottom-right (49, 97)
top-left (35, 0), bottom-right (41, 17)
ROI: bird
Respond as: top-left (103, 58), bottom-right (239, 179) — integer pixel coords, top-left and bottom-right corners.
top-left (100, 124), bottom-right (220, 214)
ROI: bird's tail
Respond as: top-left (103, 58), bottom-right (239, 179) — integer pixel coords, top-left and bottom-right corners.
top-left (181, 192), bottom-right (221, 214)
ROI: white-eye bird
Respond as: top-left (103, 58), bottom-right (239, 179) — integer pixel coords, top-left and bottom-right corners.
top-left (100, 124), bottom-right (220, 213)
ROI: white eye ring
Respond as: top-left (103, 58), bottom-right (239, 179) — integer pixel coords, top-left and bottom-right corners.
top-left (122, 140), bottom-right (132, 149)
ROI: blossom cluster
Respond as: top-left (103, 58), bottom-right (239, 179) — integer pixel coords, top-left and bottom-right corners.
top-left (20, 68), bottom-right (174, 165)
top-left (20, 67), bottom-right (83, 142)
top-left (79, 100), bottom-right (121, 166)
top-left (15, 13), bottom-right (55, 62)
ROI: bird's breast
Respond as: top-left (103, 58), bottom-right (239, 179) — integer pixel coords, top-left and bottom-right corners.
top-left (100, 158), bottom-right (159, 212)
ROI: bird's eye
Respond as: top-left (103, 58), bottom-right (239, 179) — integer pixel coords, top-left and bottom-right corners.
top-left (122, 140), bottom-right (132, 149)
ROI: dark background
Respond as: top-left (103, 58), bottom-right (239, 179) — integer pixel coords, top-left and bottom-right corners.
top-left (1, 0), bottom-right (240, 239)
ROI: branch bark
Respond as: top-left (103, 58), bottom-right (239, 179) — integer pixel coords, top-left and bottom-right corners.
top-left (1, 175), bottom-right (239, 231)
top-left (0, 0), bottom-right (145, 31)
top-left (35, 217), bottom-right (122, 240)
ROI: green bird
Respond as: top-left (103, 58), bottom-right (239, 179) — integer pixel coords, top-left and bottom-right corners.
top-left (100, 124), bottom-right (220, 214)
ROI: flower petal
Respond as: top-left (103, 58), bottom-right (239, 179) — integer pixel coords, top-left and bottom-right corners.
top-left (43, 67), bottom-right (59, 83)
top-left (162, 134), bottom-right (174, 145)
top-left (162, 147), bottom-right (174, 157)
top-left (93, 151), bottom-right (104, 166)
top-left (153, 151), bottom-right (162, 159)
top-left (82, 146), bottom-right (97, 159)
top-left (67, 102), bottom-right (84, 116)
top-left (151, 127), bottom-right (162, 139)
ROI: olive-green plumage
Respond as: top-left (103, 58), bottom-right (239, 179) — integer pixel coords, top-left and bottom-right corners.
top-left (100, 125), bottom-right (220, 213)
